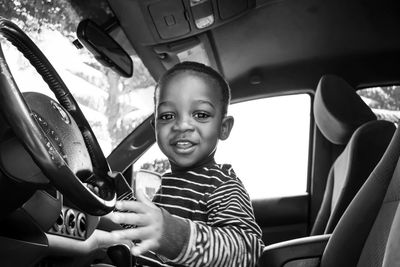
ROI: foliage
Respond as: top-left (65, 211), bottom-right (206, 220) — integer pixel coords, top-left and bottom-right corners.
top-left (0, 0), bottom-right (111, 33)
top-left (1, 0), bottom-right (156, 152)
top-left (141, 159), bottom-right (171, 175)
top-left (358, 86), bottom-right (400, 110)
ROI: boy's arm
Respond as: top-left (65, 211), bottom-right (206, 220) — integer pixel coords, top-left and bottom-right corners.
top-left (154, 208), bottom-right (191, 260)
top-left (159, 179), bottom-right (265, 266)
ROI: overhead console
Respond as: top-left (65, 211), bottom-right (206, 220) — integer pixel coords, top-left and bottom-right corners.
top-left (148, 0), bottom-right (255, 41)
top-left (108, 0), bottom-right (256, 77)
top-left (110, 0), bottom-right (256, 45)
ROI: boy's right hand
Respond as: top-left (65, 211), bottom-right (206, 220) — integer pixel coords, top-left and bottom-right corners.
top-left (109, 189), bottom-right (164, 256)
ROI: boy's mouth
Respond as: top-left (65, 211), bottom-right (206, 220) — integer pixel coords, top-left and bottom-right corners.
top-left (171, 140), bottom-right (197, 153)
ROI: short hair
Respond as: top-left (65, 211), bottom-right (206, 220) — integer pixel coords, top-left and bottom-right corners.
top-left (154, 61), bottom-right (231, 115)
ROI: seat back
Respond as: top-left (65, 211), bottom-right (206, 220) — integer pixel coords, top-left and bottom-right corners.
top-left (311, 75), bottom-right (395, 235)
top-left (321, 123), bottom-right (400, 267)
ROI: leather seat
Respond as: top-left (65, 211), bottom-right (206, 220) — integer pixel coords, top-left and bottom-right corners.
top-left (320, 122), bottom-right (400, 265)
top-left (310, 75), bottom-right (395, 235)
top-left (258, 77), bottom-right (400, 266)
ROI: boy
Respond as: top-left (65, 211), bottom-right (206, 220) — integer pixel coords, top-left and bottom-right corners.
top-left (110, 61), bottom-right (264, 266)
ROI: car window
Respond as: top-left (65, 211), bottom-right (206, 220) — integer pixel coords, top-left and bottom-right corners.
top-left (358, 85), bottom-right (400, 125)
top-left (134, 94), bottom-right (311, 199)
top-left (2, 15), bottom-right (156, 156)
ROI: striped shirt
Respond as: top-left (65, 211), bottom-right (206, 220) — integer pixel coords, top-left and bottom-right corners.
top-left (138, 163), bottom-right (264, 266)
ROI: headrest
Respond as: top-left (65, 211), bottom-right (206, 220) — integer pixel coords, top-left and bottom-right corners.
top-left (314, 75), bottom-right (376, 145)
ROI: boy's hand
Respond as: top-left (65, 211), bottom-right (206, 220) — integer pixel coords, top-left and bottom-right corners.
top-left (109, 189), bottom-right (164, 256)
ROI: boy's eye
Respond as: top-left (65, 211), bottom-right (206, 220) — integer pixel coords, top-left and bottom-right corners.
top-left (193, 112), bottom-right (210, 120)
top-left (159, 113), bottom-right (175, 120)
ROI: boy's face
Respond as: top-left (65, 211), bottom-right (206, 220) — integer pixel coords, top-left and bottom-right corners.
top-left (155, 72), bottom-right (233, 169)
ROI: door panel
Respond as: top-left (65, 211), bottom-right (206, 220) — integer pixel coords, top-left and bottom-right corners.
top-left (253, 193), bottom-right (309, 245)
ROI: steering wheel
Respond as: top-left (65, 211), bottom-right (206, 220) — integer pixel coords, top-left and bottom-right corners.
top-left (0, 18), bottom-right (116, 215)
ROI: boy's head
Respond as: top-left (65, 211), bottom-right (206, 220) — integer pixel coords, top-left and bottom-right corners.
top-left (155, 61), bottom-right (231, 116)
top-left (154, 61), bottom-right (234, 170)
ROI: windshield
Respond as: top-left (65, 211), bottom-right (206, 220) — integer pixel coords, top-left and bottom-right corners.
top-left (0, 0), bottom-right (156, 156)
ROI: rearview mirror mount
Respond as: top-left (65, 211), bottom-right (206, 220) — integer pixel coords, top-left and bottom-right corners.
top-left (76, 19), bottom-right (133, 77)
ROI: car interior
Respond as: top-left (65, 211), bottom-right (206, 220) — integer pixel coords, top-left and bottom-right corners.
top-left (0, 0), bottom-right (400, 266)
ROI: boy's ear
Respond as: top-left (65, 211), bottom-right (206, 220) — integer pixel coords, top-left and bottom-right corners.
top-left (219, 116), bottom-right (234, 140)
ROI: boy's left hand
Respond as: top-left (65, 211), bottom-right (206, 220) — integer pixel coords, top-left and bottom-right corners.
top-left (109, 189), bottom-right (164, 256)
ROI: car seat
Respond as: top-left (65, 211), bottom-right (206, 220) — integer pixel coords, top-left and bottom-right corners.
top-left (310, 75), bottom-right (395, 235)
top-left (258, 78), bottom-right (400, 267)
top-left (320, 119), bottom-right (400, 264)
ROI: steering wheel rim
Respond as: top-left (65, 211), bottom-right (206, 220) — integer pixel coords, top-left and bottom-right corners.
top-left (0, 18), bottom-right (116, 215)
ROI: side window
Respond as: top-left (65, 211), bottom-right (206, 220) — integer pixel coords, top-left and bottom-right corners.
top-left (357, 85), bottom-right (400, 124)
top-left (134, 145), bottom-right (170, 174)
top-left (216, 94), bottom-right (311, 199)
top-left (134, 94), bottom-right (311, 200)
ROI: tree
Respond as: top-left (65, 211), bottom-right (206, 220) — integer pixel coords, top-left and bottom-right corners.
top-left (141, 159), bottom-right (171, 175)
top-left (0, 0), bottom-right (111, 33)
top-left (0, 0), bottom-right (156, 152)
top-left (358, 86), bottom-right (400, 110)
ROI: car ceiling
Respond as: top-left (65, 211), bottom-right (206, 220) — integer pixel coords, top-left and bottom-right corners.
top-left (108, 0), bottom-right (400, 101)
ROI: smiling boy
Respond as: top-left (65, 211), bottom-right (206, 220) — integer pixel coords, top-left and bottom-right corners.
top-left (110, 61), bottom-right (264, 266)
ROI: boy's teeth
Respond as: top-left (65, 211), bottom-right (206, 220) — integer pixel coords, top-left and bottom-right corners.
top-left (177, 141), bottom-right (189, 145)
top-left (175, 141), bottom-right (194, 148)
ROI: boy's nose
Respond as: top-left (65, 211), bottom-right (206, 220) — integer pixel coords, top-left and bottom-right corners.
top-left (172, 117), bottom-right (195, 132)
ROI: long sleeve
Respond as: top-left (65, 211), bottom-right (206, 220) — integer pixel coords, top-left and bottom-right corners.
top-left (168, 179), bottom-right (264, 266)
top-left (142, 163), bottom-right (265, 266)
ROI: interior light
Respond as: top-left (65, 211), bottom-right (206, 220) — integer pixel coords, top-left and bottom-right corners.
top-left (194, 15), bottom-right (214, 29)
top-left (190, 0), bottom-right (207, 6)
top-left (190, 0), bottom-right (214, 29)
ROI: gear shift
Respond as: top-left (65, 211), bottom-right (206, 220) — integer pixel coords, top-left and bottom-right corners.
top-left (107, 244), bottom-right (135, 267)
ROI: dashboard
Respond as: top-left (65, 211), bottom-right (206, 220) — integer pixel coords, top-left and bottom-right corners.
top-left (0, 189), bottom-right (109, 266)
